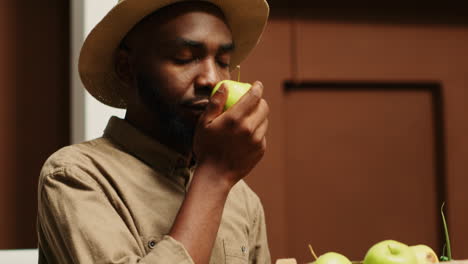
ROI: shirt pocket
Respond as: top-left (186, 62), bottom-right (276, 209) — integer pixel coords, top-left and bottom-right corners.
top-left (223, 239), bottom-right (249, 264)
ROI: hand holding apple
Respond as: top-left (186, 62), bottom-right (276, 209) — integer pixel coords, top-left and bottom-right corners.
top-left (194, 81), bottom-right (269, 187)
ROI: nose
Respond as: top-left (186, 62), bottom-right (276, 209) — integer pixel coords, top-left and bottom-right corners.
top-left (194, 58), bottom-right (221, 94)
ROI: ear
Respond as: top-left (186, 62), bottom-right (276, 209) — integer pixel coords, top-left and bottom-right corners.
top-left (115, 47), bottom-right (134, 87)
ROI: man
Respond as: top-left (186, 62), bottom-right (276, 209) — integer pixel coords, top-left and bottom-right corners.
top-left (37, 0), bottom-right (270, 263)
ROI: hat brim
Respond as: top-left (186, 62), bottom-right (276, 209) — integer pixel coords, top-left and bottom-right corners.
top-left (78, 0), bottom-right (269, 109)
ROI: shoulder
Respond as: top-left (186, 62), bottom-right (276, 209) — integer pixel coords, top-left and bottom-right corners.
top-left (41, 138), bottom-right (109, 172)
top-left (38, 137), bottom-right (121, 190)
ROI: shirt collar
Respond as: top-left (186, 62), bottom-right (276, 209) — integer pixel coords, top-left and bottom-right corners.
top-left (104, 116), bottom-right (194, 186)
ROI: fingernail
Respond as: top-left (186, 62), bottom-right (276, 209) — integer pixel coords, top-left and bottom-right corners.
top-left (253, 85), bottom-right (261, 96)
top-left (217, 86), bottom-right (225, 94)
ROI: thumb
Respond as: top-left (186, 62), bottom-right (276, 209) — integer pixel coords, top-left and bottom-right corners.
top-left (201, 85), bottom-right (228, 124)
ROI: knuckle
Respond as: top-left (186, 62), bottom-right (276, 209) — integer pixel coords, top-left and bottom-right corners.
top-left (239, 122), bottom-right (253, 137)
top-left (224, 115), bottom-right (237, 129)
top-left (261, 138), bottom-right (267, 151)
top-left (252, 135), bottom-right (263, 146)
top-left (257, 139), bottom-right (267, 156)
top-left (251, 131), bottom-right (264, 145)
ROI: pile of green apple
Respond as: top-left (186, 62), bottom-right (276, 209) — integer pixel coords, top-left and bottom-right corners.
top-left (309, 240), bottom-right (438, 264)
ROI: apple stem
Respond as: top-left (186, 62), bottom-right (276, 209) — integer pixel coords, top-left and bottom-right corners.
top-left (441, 202), bottom-right (452, 260)
top-left (237, 65), bottom-right (241, 82)
top-left (308, 244), bottom-right (319, 260)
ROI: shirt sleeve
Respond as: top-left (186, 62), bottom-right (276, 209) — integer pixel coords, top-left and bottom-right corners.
top-left (248, 196), bottom-right (271, 264)
top-left (37, 166), bottom-right (194, 264)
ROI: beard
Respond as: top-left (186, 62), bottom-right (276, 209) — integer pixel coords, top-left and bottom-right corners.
top-left (136, 72), bottom-right (195, 150)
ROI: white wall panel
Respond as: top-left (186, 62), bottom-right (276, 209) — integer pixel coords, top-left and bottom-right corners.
top-left (72, 0), bottom-right (125, 143)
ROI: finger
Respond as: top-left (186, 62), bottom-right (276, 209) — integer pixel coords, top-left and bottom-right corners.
top-left (200, 85), bottom-right (228, 124)
top-left (228, 81), bottom-right (263, 116)
top-left (261, 137), bottom-right (267, 153)
top-left (252, 118), bottom-right (269, 144)
top-left (245, 99), bottom-right (269, 131)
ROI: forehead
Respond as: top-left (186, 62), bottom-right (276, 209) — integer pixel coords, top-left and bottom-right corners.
top-left (130, 2), bottom-right (233, 46)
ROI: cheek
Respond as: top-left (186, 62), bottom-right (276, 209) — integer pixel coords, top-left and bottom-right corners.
top-left (159, 65), bottom-right (197, 99)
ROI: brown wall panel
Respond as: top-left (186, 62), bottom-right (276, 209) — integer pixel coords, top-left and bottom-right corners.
top-left (0, 0), bottom-right (70, 248)
top-left (285, 88), bottom-right (438, 262)
top-left (296, 22), bottom-right (468, 257)
top-left (0, 0), bottom-right (17, 249)
top-left (13, 1), bottom-right (70, 248)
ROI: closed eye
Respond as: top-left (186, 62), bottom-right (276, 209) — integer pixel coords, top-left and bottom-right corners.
top-left (216, 52), bottom-right (231, 69)
top-left (217, 60), bottom-right (230, 68)
top-left (173, 57), bottom-right (196, 65)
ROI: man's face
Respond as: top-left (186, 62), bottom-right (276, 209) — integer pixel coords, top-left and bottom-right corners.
top-left (124, 3), bottom-right (233, 139)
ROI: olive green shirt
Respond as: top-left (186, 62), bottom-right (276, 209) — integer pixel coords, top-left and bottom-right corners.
top-left (37, 117), bottom-right (271, 264)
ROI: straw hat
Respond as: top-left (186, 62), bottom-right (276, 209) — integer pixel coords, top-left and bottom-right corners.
top-left (78, 0), bottom-right (269, 109)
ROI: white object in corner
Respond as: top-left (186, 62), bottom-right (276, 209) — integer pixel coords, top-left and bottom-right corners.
top-left (71, 0), bottom-right (125, 144)
top-left (0, 249), bottom-right (38, 263)
top-left (276, 258), bottom-right (298, 264)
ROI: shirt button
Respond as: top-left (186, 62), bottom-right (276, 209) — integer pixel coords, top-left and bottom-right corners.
top-left (241, 246), bottom-right (246, 254)
top-left (148, 240), bottom-right (156, 249)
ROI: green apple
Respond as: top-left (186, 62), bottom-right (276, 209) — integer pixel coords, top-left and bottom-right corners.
top-left (211, 80), bottom-right (252, 110)
top-left (410, 245), bottom-right (438, 264)
top-left (309, 252), bottom-right (352, 264)
top-left (364, 240), bottom-right (418, 264)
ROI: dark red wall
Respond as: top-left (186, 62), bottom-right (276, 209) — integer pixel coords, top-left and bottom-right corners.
top-left (0, 0), bottom-right (70, 248)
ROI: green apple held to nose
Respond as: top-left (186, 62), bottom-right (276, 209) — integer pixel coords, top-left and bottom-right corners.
top-left (211, 80), bottom-right (252, 110)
